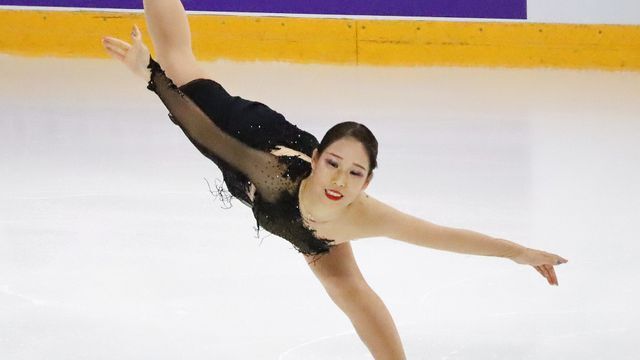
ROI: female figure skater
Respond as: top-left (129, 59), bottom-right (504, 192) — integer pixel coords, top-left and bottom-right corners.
top-left (102, 1), bottom-right (568, 358)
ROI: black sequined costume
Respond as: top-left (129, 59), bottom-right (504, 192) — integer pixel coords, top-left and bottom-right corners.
top-left (145, 57), bottom-right (334, 257)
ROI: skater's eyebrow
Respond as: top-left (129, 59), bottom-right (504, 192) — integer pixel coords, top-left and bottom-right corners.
top-left (328, 152), bottom-right (366, 171)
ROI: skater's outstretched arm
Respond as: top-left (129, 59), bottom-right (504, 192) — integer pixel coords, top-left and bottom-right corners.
top-left (361, 195), bottom-right (569, 286)
top-left (102, 26), bottom-right (291, 203)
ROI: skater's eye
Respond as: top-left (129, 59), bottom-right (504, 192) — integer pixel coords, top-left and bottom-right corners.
top-left (326, 159), bottom-right (363, 177)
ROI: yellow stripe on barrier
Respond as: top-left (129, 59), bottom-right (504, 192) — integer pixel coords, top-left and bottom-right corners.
top-left (356, 20), bottom-right (640, 70)
top-left (1, 9), bottom-right (639, 71)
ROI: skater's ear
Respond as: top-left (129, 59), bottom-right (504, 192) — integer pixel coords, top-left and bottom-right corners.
top-left (311, 148), bottom-right (319, 170)
top-left (364, 172), bottom-right (373, 188)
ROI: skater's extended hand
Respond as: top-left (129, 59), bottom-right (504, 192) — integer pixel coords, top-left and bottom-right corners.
top-left (511, 247), bottom-right (568, 286)
top-left (102, 25), bottom-right (150, 81)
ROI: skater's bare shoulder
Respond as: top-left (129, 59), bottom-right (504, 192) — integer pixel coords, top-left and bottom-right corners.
top-left (348, 192), bottom-right (441, 244)
top-left (347, 193), bottom-right (413, 240)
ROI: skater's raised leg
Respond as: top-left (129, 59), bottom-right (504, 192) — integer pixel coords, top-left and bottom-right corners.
top-left (143, 0), bottom-right (209, 86)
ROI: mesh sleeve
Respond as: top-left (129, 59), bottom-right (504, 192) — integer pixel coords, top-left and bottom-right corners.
top-left (145, 57), bottom-right (292, 203)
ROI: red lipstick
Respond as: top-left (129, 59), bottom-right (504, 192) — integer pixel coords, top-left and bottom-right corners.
top-left (325, 189), bottom-right (343, 201)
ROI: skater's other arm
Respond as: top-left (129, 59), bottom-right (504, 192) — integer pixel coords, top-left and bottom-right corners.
top-left (362, 195), bottom-right (569, 286)
top-left (102, 26), bottom-right (290, 203)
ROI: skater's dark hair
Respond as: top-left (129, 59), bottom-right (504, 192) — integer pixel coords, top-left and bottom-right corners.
top-left (317, 121), bottom-right (378, 177)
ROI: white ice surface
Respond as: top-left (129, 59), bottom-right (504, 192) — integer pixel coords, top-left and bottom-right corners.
top-left (1, 55), bottom-right (639, 359)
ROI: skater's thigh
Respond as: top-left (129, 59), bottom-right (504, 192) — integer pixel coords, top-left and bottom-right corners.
top-left (161, 51), bottom-right (210, 87)
top-left (304, 242), bottom-right (366, 291)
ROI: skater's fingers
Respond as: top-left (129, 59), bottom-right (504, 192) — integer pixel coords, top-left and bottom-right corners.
top-left (102, 36), bottom-right (131, 51)
top-left (544, 264), bottom-right (558, 286)
top-left (103, 45), bottom-right (125, 61)
top-left (102, 42), bottom-right (126, 60)
top-left (539, 264), bottom-right (555, 286)
top-left (534, 265), bottom-right (551, 284)
top-left (103, 41), bottom-right (126, 57)
top-left (131, 24), bottom-right (142, 40)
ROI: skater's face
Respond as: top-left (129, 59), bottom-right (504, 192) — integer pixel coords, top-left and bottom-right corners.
top-left (310, 137), bottom-right (372, 204)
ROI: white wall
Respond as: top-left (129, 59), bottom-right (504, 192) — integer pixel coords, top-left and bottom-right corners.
top-left (529, 0), bottom-right (640, 25)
